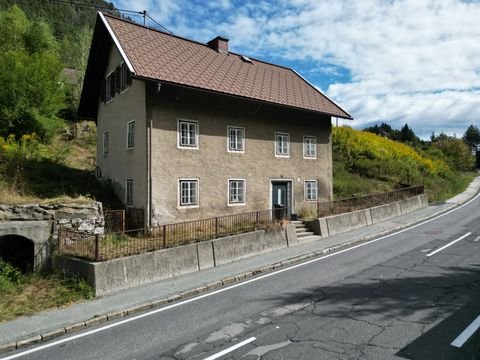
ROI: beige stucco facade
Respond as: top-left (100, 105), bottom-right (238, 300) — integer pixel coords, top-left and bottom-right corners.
top-left (96, 47), bottom-right (147, 211)
top-left (146, 85), bottom-right (333, 225)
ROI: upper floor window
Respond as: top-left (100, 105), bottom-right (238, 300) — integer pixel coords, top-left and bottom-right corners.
top-left (103, 63), bottom-right (130, 104)
top-left (104, 71), bottom-right (115, 103)
top-left (275, 132), bottom-right (290, 157)
top-left (228, 179), bottom-right (246, 205)
top-left (303, 136), bottom-right (317, 159)
top-left (228, 126), bottom-right (245, 153)
top-left (103, 131), bottom-right (109, 155)
top-left (127, 120), bottom-right (135, 149)
top-left (179, 179), bottom-right (199, 207)
top-left (305, 180), bottom-right (318, 201)
top-left (178, 119), bottom-right (199, 149)
top-left (126, 178), bottom-right (134, 206)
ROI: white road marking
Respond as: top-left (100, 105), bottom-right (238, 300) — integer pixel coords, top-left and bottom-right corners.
top-left (202, 337), bottom-right (256, 360)
top-left (451, 315), bottom-right (480, 348)
top-left (2, 191), bottom-right (480, 360)
top-left (420, 249), bottom-right (432, 253)
top-left (426, 232), bottom-right (471, 257)
top-left (474, 236), bottom-right (480, 242)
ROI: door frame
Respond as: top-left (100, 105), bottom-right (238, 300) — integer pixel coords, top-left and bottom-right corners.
top-left (269, 179), bottom-right (294, 215)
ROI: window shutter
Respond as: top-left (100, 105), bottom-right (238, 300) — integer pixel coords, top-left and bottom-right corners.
top-left (115, 66), bottom-right (121, 93)
top-left (127, 68), bottom-right (133, 86)
top-left (110, 73), bottom-right (116, 98)
top-left (100, 78), bottom-right (106, 103)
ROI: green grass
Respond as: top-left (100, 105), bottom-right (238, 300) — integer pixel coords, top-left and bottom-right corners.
top-left (0, 258), bottom-right (94, 322)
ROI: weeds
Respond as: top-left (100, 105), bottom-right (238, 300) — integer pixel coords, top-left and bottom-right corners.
top-left (0, 258), bottom-right (94, 322)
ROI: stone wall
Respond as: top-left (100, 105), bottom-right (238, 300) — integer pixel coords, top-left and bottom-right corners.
top-left (0, 202), bottom-right (104, 270)
top-left (0, 202), bottom-right (104, 235)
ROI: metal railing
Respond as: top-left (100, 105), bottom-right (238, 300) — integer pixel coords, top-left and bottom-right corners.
top-left (316, 185), bottom-right (424, 218)
top-left (58, 207), bottom-right (287, 262)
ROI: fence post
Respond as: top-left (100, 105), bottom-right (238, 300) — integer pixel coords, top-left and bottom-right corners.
top-left (122, 210), bottom-right (126, 233)
top-left (95, 234), bottom-right (100, 262)
top-left (215, 217), bottom-right (218, 238)
top-left (255, 211), bottom-right (259, 229)
top-left (162, 225), bottom-right (166, 248)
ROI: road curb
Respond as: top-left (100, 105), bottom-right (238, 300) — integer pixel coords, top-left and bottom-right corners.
top-left (0, 200), bottom-right (469, 354)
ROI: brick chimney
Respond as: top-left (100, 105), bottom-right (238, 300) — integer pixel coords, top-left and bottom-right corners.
top-left (207, 36), bottom-right (229, 54)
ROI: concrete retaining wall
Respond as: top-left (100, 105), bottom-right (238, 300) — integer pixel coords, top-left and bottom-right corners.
top-left (54, 194), bottom-right (428, 295)
top-left (309, 194), bottom-right (428, 238)
top-left (54, 229), bottom-right (288, 296)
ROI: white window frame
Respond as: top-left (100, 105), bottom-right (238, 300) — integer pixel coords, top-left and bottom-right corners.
top-left (103, 131), bottom-right (109, 155)
top-left (127, 120), bottom-right (135, 149)
top-left (126, 178), bottom-right (134, 206)
top-left (178, 178), bottom-right (199, 208)
top-left (275, 132), bottom-right (290, 158)
top-left (227, 126), bottom-right (245, 153)
top-left (304, 180), bottom-right (318, 202)
top-left (303, 136), bottom-right (317, 159)
top-left (228, 178), bottom-right (246, 206)
top-left (177, 119), bottom-right (199, 149)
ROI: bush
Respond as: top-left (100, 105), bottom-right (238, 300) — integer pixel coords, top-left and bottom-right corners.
top-left (0, 258), bottom-right (24, 291)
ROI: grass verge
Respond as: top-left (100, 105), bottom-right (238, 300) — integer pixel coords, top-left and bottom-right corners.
top-left (0, 258), bottom-right (94, 323)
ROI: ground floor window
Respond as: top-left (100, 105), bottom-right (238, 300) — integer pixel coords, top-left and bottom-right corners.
top-left (304, 180), bottom-right (317, 201)
top-left (179, 179), bottom-right (199, 206)
top-left (126, 178), bottom-right (133, 205)
top-left (229, 179), bottom-right (246, 205)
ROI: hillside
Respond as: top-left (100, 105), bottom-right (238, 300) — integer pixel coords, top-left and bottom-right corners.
top-left (333, 126), bottom-right (475, 201)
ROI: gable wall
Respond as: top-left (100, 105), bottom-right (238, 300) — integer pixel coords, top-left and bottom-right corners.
top-left (147, 85), bottom-right (333, 225)
top-left (96, 46), bottom-right (147, 211)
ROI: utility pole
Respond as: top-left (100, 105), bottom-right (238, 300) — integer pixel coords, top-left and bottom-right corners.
top-left (141, 10), bottom-right (147, 26)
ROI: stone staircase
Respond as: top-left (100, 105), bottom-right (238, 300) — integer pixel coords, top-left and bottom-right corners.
top-left (290, 220), bottom-right (322, 242)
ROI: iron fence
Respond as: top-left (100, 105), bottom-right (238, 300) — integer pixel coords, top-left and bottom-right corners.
top-left (58, 207), bottom-right (287, 262)
top-left (316, 185), bottom-right (424, 218)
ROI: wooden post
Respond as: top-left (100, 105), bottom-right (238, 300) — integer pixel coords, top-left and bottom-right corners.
top-left (122, 210), bottom-right (126, 233)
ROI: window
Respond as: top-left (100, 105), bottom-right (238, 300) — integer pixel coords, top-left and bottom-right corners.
top-left (275, 132), bottom-right (290, 157)
top-left (228, 179), bottom-right (246, 205)
top-left (126, 178), bottom-right (133, 206)
top-left (179, 179), bottom-right (199, 206)
top-left (104, 72), bottom-right (115, 103)
top-left (120, 63), bottom-right (128, 91)
top-left (305, 180), bottom-right (318, 201)
top-left (228, 126), bottom-right (245, 152)
top-left (303, 136), bottom-right (317, 159)
top-left (103, 131), bottom-right (109, 155)
top-left (127, 120), bottom-right (135, 149)
top-left (178, 120), bottom-right (199, 148)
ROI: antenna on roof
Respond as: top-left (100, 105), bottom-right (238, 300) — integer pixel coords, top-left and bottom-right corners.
top-left (140, 10), bottom-right (147, 26)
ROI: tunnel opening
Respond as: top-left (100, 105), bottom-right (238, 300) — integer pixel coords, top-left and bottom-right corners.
top-left (0, 235), bottom-right (34, 272)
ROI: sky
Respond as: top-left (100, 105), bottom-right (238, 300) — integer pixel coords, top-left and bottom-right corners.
top-left (111, 0), bottom-right (480, 139)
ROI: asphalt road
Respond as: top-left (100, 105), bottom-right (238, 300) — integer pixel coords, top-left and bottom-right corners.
top-left (3, 195), bottom-right (480, 360)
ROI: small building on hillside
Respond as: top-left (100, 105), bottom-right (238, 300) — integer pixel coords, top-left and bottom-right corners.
top-left (78, 12), bottom-right (352, 226)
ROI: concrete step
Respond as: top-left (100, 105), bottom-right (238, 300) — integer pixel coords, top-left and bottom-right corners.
top-left (290, 220), bottom-right (303, 225)
top-left (296, 231), bottom-right (315, 238)
top-left (297, 235), bottom-right (322, 243)
top-left (295, 226), bottom-right (308, 232)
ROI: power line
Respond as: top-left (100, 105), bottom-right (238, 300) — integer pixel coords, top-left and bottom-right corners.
top-left (49, 0), bottom-right (173, 34)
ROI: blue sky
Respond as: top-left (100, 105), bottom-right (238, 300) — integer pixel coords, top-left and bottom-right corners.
top-left (111, 0), bottom-right (480, 139)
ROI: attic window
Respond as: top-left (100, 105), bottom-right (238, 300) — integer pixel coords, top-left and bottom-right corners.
top-left (241, 55), bottom-right (253, 63)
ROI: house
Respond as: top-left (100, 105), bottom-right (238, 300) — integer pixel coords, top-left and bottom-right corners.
top-left (78, 12), bottom-right (352, 227)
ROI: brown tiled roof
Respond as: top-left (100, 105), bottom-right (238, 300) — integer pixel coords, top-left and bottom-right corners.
top-left (103, 13), bottom-right (352, 119)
